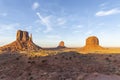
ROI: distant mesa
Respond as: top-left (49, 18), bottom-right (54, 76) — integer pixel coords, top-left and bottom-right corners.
top-left (57, 41), bottom-right (66, 48)
top-left (83, 36), bottom-right (104, 50)
top-left (0, 30), bottom-right (41, 52)
top-left (86, 36), bottom-right (99, 46)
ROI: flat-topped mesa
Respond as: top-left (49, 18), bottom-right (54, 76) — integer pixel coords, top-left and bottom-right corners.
top-left (83, 36), bottom-right (103, 50)
top-left (57, 41), bottom-right (66, 48)
top-left (86, 36), bottom-right (99, 46)
top-left (0, 30), bottom-right (41, 52)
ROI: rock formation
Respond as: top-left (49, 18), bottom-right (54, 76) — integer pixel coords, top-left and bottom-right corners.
top-left (83, 36), bottom-right (103, 50)
top-left (57, 41), bottom-right (66, 48)
top-left (86, 36), bottom-right (99, 46)
top-left (0, 30), bottom-right (41, 52)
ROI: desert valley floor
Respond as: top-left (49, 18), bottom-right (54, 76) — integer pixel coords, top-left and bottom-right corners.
top-left (0, 48), bottom-right (120, 80)
top-left (0, 30), bottom-right (120, 80)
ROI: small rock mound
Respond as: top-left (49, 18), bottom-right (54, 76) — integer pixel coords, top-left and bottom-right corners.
top-left (0, 30), bottom-right (41, 52)
top-left (83, 36), bottom-right (104, 50)
top-left (57, 41), bottom-right (66, 48)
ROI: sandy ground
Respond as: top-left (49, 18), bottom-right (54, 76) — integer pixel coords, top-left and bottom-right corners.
top-left (0, 49), bottom-right (120, 80)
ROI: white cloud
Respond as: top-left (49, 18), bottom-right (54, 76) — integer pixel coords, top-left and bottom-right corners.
top-left (95, 8), bottom-right (120, 16)
top-left (32, 2), bottom-right (40, 10)
top-left (36, 12), bottom-right (52, 33)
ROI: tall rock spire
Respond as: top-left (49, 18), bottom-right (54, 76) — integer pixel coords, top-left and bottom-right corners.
top-left (29, 33), bottom-right (32, 42)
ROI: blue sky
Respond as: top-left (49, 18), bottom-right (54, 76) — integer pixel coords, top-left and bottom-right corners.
top-left (0, 0), bottom-right (120, 47)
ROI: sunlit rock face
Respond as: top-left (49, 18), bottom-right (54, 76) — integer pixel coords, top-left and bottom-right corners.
top-left (83, 36), bottom-right (104, 50)
top-left (57, 41), bottom-right (66, 48)
top-left (86, 36), bottom-right (99, 46)
top-left (0, 30), bottom-right (41, 52)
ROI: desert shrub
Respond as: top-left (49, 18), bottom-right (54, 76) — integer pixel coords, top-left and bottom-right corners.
top-left (31, 61), bottom-right (35, 64)
top-left (65, 58), bottom-right (68, 60)
top-left (29, 76), bottom-right (33, 80)
top-left (28, 57), bottom-right (32, 60)
top-left (28, 61), bottom-right (35, 64)
top-left (28, 61), bottom-right (31, 63)
top-left (16, 57), bottom-right (19, 60)
top-left (41, 59), bottom-right (47, 64)
top-left (55, 57), bottom-right (58, 59)
top-left (69, 57), bottom-right (72, 60)
top-left (105, 57), bottom-right (111, 62)
top-left (1, 76), bottom-right (5, 79)
top-left (28, 73), bottom-right (31, 76)
top-left (62, 56), bottom-right (65, 58)
top-left (113, 59), bottom-right (117, 63)
top-left (109, 55), bottom-right (112, 57)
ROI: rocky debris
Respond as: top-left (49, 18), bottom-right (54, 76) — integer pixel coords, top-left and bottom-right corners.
top-left (83, 36), bottom-right (104, 50)
top-left (0, 30), bottom-right (41, 52)
top-left (0, 52), bottom-right (120, 80)
top-left (57, 41), bottom-right (66, 48)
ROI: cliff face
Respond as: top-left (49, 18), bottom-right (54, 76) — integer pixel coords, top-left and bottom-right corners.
top-left (0, 30), bottom-right (41, 52)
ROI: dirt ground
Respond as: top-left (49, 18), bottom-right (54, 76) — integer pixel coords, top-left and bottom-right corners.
top-left (0, 48), bottom-right (120, 80)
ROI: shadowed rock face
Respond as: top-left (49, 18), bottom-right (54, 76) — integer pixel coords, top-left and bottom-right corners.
top-left (22, 31), bottom-right (29, 42)
top-left (16, 30), bottom-right (23, 41)
top-left (57, 41), bottom-right (66, 48)
top-left (0, 30), bottom-right (41, 52)
top-left (16, 30), bottom-right (29, 42)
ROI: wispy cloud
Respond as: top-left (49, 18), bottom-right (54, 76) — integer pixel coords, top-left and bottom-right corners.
top-left (57, 18), bottom-right (66, 25)
top-left (46, 35), bottom-right (61, 39)
top-left (99, 2), bottom-right (108, 7)
top-left (36, 12), bottom-right (52, 33)
top-left (0, 23), bottom-right (20, 31)
top-left (32, 2), bottom-right (40, 10)
top-left (95, 8), bottom-right (120, 16)
top-left (85, 30), bottom-right (93, 35)
top-left (76, 25), bottom-right (83, 28)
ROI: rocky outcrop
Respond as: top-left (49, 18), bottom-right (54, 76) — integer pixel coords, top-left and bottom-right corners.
top-left (83, 36), bottom-right (104, 50)
top-left (86, 36), bottom-right (99, 46)
top-left (0, 30), bottom-right (41, 52)
top-left (16, 30), bottom-right (29, 42)
top-left (57, 41), bottom-right (66, 48)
